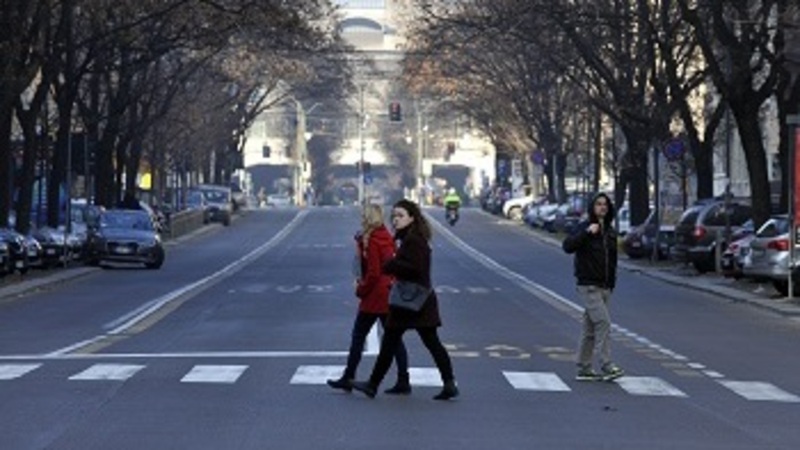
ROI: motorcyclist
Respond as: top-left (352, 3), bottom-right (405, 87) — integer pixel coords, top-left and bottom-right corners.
top-left (443, 188), bottom-right (461, 222)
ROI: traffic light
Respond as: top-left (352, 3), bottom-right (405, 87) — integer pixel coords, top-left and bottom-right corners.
top-left (389, 102), bottom-right (402, 122)
top-left (364, 162), bottom-right (371, 174)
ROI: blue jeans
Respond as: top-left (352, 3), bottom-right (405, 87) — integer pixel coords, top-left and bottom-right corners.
top-left (343, 312), bottom-right (409, 380)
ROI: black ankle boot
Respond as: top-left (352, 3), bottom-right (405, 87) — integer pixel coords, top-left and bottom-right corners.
top-left (433, 380), bottom-right (459, 400)
top-left (326, 377), bottom-right (353, 392)
top-left (351, 380), bottom-right (377, 398)
top-left (384, 374), bottom-right (411, 395)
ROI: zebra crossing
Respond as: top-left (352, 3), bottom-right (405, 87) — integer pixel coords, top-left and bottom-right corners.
top-left (2, 362), bottom-right (799, 404)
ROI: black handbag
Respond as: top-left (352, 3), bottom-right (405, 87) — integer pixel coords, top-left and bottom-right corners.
top-left (389, 281), bottom-right (432, 312)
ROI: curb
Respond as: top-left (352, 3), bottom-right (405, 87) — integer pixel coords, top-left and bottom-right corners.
top-left (480, 209), bottom-right (800, 317)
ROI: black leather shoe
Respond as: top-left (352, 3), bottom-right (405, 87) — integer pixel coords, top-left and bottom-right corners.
top-left (351, 381), bottom-right (377, 398)
top-left (433, 380), bottom-right (459, 400)
top-left (384, 381), bottom-right (411, 395)
top-left (326, 377), bottom-right (352, 392)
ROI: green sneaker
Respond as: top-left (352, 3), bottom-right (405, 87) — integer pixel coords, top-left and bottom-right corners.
top-left (600, 364), bottom-right (625, 382)
top-left (575, 366), bottom-right (601, 381)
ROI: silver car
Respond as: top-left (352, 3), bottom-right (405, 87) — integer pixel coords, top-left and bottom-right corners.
top-left (743, 216), bottom-right (794, 295)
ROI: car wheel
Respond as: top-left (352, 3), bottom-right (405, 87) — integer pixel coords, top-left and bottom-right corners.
top-left (223, 216), bottom-right (231, 227)
top-left (145, 247), bottom-right (165, 270)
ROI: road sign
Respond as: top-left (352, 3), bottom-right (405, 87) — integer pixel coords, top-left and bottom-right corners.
top-left (663, 138), bottom-right (686, 162)
top-left (364, 174), bottom-right (373, 185)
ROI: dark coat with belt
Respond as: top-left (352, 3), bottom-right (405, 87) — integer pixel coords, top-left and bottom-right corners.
top-left (382, 227), bottom-right (441, 328)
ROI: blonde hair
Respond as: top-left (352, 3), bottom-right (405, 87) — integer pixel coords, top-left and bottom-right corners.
top-left (361, 203), bottom-right (385, 235)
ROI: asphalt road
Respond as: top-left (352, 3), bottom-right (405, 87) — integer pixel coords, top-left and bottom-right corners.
top-left (1, 207), bottom-right (799, 450)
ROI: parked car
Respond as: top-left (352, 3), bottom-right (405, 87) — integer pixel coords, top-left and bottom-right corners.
top-left (32, 227), bottom-right (71, 268)
top-left (743, 216), bottom-right (797, 295)
top-left (503, 195), bottom-right (537, 221)
top-left (671, 199), bottom-right (752, 273)
top-left (721, 233), bottom-right (756, 279)
top-left (185, 190), bottom-right (211, 224)
top-left (192, 185), bottom-right (233, 226)
top-left (0, 228), bottom-right (30, 275)
top-left (84, 209), bottom-right (165, 269)
top-left (0, 240), bottom-right (10, 276)
top-left (622, 211), bottom-right (676, 260)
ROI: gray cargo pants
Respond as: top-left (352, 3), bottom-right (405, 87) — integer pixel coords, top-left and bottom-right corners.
top-left (576, 285), bottom-right (612, 369)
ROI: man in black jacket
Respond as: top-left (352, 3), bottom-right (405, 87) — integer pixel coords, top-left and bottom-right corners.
top-left (562, 193), bottom-right (624, 382)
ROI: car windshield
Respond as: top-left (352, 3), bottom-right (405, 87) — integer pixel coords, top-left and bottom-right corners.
top-left (201, 190), bottom-right (228, 202)
top-left (101, 213), bottom-right (154, 231)
top-left (756, 217), bottom-right (789, 238)
top-left (186, 191), bottom-right (204, 206)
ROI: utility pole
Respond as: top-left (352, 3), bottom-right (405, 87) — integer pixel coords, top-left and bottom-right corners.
top-left (358, 84), bottom-right (366, 206)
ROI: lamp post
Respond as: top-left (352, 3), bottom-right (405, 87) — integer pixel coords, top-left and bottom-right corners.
top-left (358, 84), bottom-right (366, 206)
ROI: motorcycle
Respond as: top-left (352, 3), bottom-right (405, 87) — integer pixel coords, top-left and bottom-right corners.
top-left (445, 206), bottom-right (459, 226)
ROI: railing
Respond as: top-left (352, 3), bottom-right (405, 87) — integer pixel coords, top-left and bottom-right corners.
top-left (164, 209), bottom-right (205, 240)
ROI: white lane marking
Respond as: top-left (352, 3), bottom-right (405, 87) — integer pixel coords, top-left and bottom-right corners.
top-left (291, 365), bottom-right (345, 384)
top-left (291, 365), bottom-right (443, 387)
top-left (181, 365), bottom-right (248, 384)
top-left (47, 211), bottom-right (309, 357)
top-left (719, 381), bottom-right (800, 403)
top-left (704, 371), bottom-right (725, 379)
top-left (277, 285), bottom-right (303, 294)
top-left (466, 287), bottom-right (491, 294)
top-left (0, 364), bottom-right (41, 380)
top-left (688, 363), bottom-right (706, 370)
top-left (616, 376), bottom-right (687, 397)
top-left (307, 285), bottom-right (334, 293)
top-left (69, 364), bottom-right (145, 381)
top-left (0, 351), bottom-right (351, 361)
top-left (503, 371), bottom-right (571, 392)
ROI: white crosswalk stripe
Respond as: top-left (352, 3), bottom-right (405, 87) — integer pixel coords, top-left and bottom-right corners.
top-left (616, 376), bottom-right (687, 397)
top-left (503, 371), bottom-right (571, 392)
top-left (69, 364), bottom-right (145, 381)
top-left (181, 365), bottom-right (248, 384)
top-left (0, 364), bottom-right (41, 380)
top-left (719, 381), bottom-right (800, 403)
top-left (290, 365), bottom-right (444, 387)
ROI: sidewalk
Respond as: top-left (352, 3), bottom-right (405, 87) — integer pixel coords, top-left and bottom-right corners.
top-left (520, 222), bottom-right (800, 317)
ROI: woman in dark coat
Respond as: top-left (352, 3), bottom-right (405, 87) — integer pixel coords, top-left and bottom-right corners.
top-left (352, 199), bottom-right (459, 400)
top-left (327, 204), bottom-right (410, 394)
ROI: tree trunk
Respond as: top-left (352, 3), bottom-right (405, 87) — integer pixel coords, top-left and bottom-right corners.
top-left (16, 116), bottom-right (38, 235)
top-left (693, 141), bottom-right (714, 200)
top-left (0, 105), bottom-right (13, 227)
top-left (732, 105), bottom-right (772, 227)
top-left (621, 129), bottom-right (652, 226)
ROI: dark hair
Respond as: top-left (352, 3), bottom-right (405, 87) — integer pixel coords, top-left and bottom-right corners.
top-left (393, 199), bottom-right (432, 241)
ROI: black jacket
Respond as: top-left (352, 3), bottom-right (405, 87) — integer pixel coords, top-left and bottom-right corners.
top-left (562, 193), bottom-right (618, 290)
top-left (382, 228), bottom-right (441, 328)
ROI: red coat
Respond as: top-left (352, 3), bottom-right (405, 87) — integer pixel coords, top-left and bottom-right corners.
top-left (355, 225), bottom-right (395, 313)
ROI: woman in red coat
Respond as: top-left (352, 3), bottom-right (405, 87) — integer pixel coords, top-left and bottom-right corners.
top-left (352, 199), bottom-right (458, 400)
top-left (327, 204), bottom-right (410, 394)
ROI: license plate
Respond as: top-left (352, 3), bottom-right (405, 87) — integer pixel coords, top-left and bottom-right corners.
top-left (46, 249), bottom-right (57, 255)
top-left (631, 242), bottom-right (641, 248)
top-left (15, 260), bottom-right (24, 269)
top-left (114, 246), bottom-right (133, 255)
top-left (27, 250), bottom-right (37, 257)
top-left (752, 249), bottom-right (765, 258)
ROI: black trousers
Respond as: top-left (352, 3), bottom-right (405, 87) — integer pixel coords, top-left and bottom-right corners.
top-left (368, 326), bottom-right (454, 387)
top-left (343, 312), bottom-right (408, 380)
